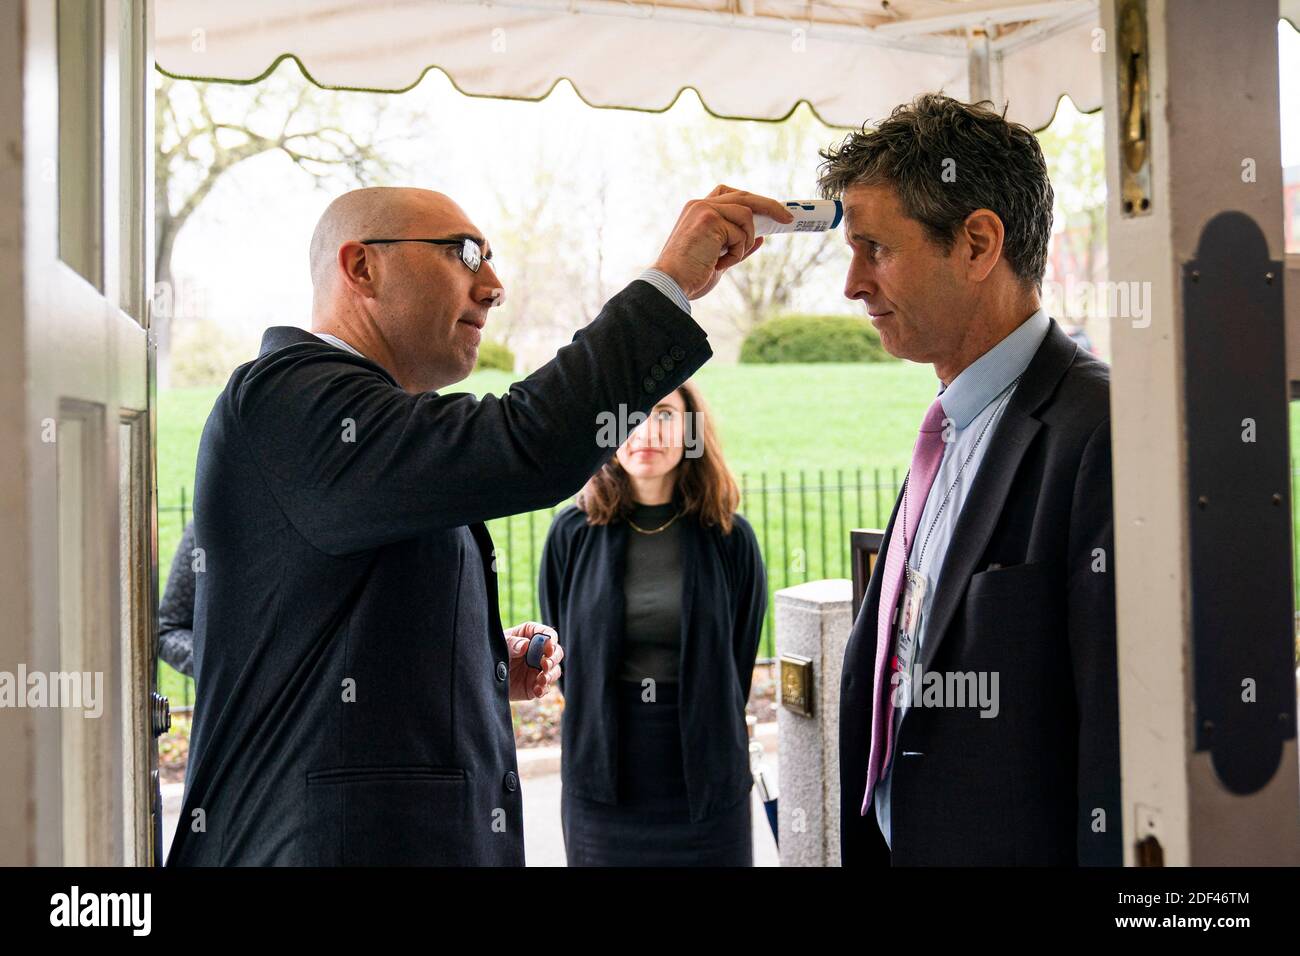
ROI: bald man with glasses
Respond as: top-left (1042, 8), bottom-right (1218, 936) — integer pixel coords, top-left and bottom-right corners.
top-left (167, 185), bottom-right (790, 866)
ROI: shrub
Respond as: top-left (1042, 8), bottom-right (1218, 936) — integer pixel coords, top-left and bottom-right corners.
top-left (169, 319), bottom-right (257, 386)
top-left (739, 314), bottom-right (893, 364)
top-left (476, 339), bottom-right (515, 372)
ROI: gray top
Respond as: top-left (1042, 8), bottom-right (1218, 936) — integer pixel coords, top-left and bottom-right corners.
top-left (617, 501), bottom-right (683, 684)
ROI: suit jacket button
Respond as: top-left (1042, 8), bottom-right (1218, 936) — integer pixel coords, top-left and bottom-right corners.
top-left (670, 345), bottom-right (686, 361)
top-left (661, 355), bottom-right (674, 371)
top-left (504, 771), bottom-right (519, 792)
top-left (495, 661), bottom-right (508, 682)
top-left (643, 378), bottom-right (655, 393)
top-left (651, 364), bottom-right (665, 381)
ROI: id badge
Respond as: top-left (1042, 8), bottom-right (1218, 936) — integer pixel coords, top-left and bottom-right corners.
top-left (891, 566), bottom-right (928, 694)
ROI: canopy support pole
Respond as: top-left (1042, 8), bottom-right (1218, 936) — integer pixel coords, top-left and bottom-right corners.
top-left (966, 25), bottom-right (1003, 106)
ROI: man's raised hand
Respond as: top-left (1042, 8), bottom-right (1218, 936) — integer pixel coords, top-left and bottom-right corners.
top-left (651, 186), bottom-right (793, 300)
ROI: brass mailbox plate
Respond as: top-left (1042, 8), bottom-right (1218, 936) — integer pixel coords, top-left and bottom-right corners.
top-left (780, 653), bottom-right (814, 717)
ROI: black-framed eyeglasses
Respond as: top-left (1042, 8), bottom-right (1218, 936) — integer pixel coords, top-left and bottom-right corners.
top-left (360, 236), bottom-right (492, 273)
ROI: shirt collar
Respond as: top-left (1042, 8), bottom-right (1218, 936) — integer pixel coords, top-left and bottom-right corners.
top-left (314, 332), bottom-right (366, 360)
top-left (938, 308), bottom-right (1050, 430)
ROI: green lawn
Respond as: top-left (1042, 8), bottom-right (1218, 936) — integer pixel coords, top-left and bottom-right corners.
top-left (456, 362), bottom-right (938, 474)
top-left (155, 362), bottom-right (933, 701)
top-left (155, 362), bottom-right (1300, 703)
top-left (453, 363), bottom-right (937, 652)
top-left (156, 362), bottom-right (937, 549)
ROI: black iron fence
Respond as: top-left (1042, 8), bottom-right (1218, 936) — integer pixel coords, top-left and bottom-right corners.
top-left (156, 464), bottom-right (1300, 706)
top-left (477, 469), bottom-right (908, 661)
top-left (156, 470), bottom-right (909, 702)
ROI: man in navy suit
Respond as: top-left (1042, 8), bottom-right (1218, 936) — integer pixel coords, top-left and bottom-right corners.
top-left (827, 95), bottom-right (1121, 865)
top-left (167, 185), bottom-right (792, 865)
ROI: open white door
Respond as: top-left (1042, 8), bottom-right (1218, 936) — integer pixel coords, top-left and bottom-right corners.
top-left (0, 0), bottom-right (157, 865)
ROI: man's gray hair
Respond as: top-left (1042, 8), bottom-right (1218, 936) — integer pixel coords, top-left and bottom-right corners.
top-left (817, 93), bottom-right (1054, 289)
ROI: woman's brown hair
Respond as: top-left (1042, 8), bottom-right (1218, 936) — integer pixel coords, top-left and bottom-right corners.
top-left (577, 379), bottom-right (740, 533)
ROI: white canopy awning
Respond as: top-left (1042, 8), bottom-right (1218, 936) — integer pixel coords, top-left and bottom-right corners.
top-left (155, 0), bottom-right (1300, 130)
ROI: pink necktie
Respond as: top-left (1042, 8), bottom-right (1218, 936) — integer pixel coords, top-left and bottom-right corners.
top-left (862, 396), bottom-right (947, 813)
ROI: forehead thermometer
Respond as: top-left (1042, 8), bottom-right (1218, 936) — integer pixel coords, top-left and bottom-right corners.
top-left (754, 199), bottom-right (843, 237)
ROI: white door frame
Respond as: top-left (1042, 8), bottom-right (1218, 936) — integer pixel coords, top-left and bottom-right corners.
top-left (0, 0), bottom-right (156, 867)
top-left (1103, 0), bottom-right (1300, 865)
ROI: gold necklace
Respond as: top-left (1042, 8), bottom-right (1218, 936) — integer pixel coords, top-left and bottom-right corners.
top-left (627, 510), bottom-right (682, 535)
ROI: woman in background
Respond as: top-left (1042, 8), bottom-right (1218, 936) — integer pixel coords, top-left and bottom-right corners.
top-left (159, 520), bottom-right (198, 678)
top-left (539, 379), bottom-right (766, 866)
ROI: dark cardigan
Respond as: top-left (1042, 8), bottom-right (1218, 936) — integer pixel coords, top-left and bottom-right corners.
top-left (539, 503), bottom-right (767, 823)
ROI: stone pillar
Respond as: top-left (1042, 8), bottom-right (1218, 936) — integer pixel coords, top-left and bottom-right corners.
top-left (774, 578), bottom-right (853, 867)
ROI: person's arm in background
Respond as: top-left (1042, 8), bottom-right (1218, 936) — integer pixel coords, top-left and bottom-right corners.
top-left (158, 520), bottom-right (198, 678)
top-left (729, 514), bottom-right (768, 703)
top-left (1067, 416), bottom-right (1123, 866)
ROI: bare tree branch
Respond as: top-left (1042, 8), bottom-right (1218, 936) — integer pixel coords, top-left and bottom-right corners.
top-left (154, 70), bottom-right (407, 385)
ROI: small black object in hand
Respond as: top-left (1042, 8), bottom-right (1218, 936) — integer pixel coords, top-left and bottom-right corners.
top-left (525, 632), bottom-right (549, 670)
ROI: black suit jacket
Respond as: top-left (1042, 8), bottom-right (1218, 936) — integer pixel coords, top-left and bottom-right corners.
top-left (166, 280), bottom-right (711, 866)
top-left (839, 319), bottom-right (1121, 866)
top-left (538, 505), bottom-right (767, 821)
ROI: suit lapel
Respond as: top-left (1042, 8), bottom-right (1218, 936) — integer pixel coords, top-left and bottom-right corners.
top-left (917, 320), bottom-right (1078, 674)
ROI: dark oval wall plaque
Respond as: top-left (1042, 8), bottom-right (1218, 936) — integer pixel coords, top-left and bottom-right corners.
top-left (1182, 209), bottom-right (1295, 794)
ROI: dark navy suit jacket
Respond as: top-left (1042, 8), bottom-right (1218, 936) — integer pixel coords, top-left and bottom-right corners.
top-left (839, 320), bottom-right (1122, 866)
top-left (167, 280), bottom-right (710, 866)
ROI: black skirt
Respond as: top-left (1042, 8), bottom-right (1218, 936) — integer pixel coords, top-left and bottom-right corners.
top-left (561, 681), bottom-right (752, 866)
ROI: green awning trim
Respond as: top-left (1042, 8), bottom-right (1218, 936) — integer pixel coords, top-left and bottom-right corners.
top-left (156, 54), bottom-right (1112, 134)
top-left (155, 53), bottom-right (860, 130)
top-left (154, 15), bottom-right (1294, 132)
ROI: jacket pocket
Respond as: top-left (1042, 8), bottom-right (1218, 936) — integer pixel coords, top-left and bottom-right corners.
top-left (967, 561), bottom-right (1053, 603)
top-left (306, 764), bottom-right (473, 865)
top-left (307, 765), bottom-right (466, 784)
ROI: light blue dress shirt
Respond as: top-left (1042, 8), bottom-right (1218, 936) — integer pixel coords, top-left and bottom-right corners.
top-left (634, 268), bottom-right (692, 315)
top-left (873, 308), bottom-right (1050, 848)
